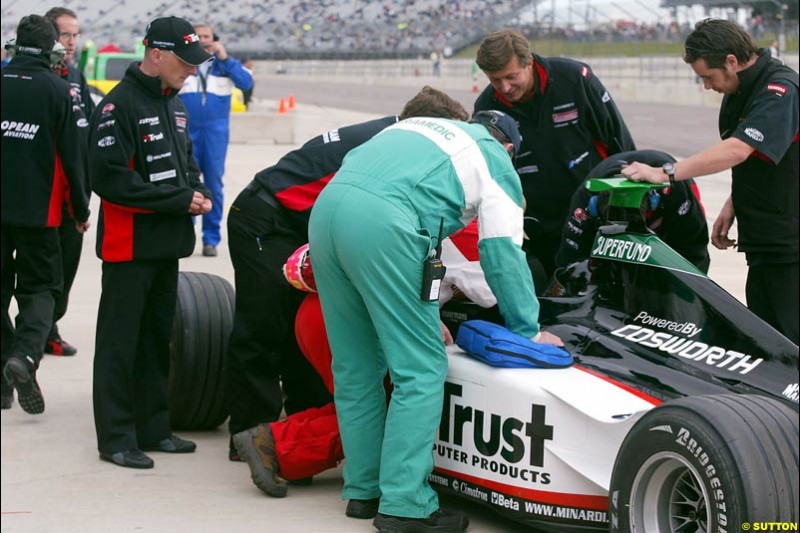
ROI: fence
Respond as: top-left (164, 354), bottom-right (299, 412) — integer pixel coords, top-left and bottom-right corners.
top-left (258, 55), bottom-right (799, 82)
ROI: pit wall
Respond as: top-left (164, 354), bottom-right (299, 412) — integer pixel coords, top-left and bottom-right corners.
top-left (254, 55), bottom-right (798, 108)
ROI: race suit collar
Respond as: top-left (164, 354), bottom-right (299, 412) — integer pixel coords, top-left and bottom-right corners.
top-left (735, 49), bottom-right (771, 96)
top-left (6, 53), bottom-right (52, 71)
top-left (126, 62), bottom-right (180, 99)
top-left (530, 53), bottom-right (549, 97)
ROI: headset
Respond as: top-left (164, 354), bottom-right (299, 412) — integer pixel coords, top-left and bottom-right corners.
top-left (6, 39), bottom-right (66, 66)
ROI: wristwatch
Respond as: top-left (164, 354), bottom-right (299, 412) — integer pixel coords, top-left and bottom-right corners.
top-left (662, 162), bottom-right (676, 188)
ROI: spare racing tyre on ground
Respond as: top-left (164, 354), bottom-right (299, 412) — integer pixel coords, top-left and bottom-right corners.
top-left (169, 271), bottom-right (235, 430)
top-left (609, 394), bottom-right (799, 532)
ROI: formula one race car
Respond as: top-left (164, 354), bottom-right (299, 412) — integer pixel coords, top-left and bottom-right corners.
top-left (437, 176), bottom-right (799, 532)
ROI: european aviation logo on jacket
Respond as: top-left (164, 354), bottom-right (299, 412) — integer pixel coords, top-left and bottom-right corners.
top-left (1, 121), bottom-right (40, 140)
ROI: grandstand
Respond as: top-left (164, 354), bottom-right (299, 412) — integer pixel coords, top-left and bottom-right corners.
top-left (2, 0), bottom-right (796, 59)
top-left (1, 0), bottom-right (529, 58)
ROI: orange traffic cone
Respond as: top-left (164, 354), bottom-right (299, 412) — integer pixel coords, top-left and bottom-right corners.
top-left (288, 94), bottom-right (296, 110)
top-left (278, 98), bottom-right (287, 114)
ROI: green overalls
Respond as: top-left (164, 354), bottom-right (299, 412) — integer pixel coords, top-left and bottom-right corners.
top-left (308, 118), bottom-right (540, 517)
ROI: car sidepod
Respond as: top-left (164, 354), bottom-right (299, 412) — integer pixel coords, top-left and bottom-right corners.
top-left (434, 346), bottom-right (660, 531)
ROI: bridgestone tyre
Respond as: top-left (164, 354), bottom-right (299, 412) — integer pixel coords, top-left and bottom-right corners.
top-left (609, 394), bottom-right (798, 532)
top-left (169, 271), bottom-right (235, 430)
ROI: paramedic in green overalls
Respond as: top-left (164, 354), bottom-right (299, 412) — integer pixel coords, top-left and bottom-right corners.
top-left (308, 110), bottom-right (564, 533)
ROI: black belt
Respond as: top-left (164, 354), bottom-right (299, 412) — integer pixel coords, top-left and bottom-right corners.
top-left (244, 181), bottom-right (280, 210)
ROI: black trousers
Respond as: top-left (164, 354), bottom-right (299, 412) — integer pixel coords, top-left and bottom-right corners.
top-left (49, 207), bottom-right (84, 340)
top-left (1, 224), bottom-right (62, 369)
top-left (225, 187), bottom-right (332, 437)
top-left (93, 259), bottom-right (177, 454)
top-left (746, 261), bottom-right (799, 345)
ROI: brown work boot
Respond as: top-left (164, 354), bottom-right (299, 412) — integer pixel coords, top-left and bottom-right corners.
top-left (233, 424), bottom-right (288, 498)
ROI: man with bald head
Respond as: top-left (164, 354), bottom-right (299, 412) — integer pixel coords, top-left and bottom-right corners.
top-left (89, 16), bottom-right (213, 469)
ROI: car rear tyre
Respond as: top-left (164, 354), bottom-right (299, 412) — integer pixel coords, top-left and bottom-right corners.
top-left (169, 271), bottom-right (235, 430)
top-left (609, 394), bottom-right (798, 532)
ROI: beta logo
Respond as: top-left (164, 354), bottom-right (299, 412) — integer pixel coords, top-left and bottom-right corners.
top-left (101, 103), bottom-right (115, 115)
top-left (143, 132), bottom-right (164, 143)
top-left (744, 127), bottom-right (764, 142)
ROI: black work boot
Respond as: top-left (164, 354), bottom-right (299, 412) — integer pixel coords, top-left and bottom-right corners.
top-left (3, 356), bottom-right (44, 414)
top-left (233, 424), bottom-right (288, 498)
top-left (345, 498), bottom-right (380, 519)
top-left (373, 509), bottom-right (469, 533)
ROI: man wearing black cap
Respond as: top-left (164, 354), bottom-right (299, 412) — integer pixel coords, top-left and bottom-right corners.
top-left (88, 16), bottom-right (213, 469)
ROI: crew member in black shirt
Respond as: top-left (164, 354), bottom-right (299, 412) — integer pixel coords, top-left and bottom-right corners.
top-left (43, 6), bottom-right (95, 356)
top-left (474, 28), bottom-right (636, 282)
top-left (1, 15), bottom-right (91, 413)
top-left (89, 17), bottom-right (212, 469)
top-left (622, 19), bottom-right (798, 345)
top-left (225, 86), bottom-right (469, 463)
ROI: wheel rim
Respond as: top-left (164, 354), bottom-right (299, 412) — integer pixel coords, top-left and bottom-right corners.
top-left (629, 451), bottom-right (710, 533)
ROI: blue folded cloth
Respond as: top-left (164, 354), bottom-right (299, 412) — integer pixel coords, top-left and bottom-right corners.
top-left (455, 320), bottom-right (573, 369)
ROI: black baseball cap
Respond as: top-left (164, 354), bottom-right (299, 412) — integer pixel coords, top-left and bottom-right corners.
top-left (142, 16), bottom-right (212, 66)
top-left (470, 110), bottom-right (522, 155)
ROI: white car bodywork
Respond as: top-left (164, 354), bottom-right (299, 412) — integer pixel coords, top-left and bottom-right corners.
top-left (433, 346), bottom-right (658, 529)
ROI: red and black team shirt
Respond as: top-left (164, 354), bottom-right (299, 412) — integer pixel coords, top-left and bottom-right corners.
top-left (720, 51), bottom-right (799, 258)
top-left (254, 115), bottom-right (399, 237)
top-left (474, 54), bottom-right (636, 272)
top-left (88, 63), bottom-right (210, 262)
top-left (1, 54), bottom-right (91, 228)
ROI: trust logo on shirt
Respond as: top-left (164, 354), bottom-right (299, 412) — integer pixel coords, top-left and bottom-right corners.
top-left (143, 132), bottom-right (165, 143)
